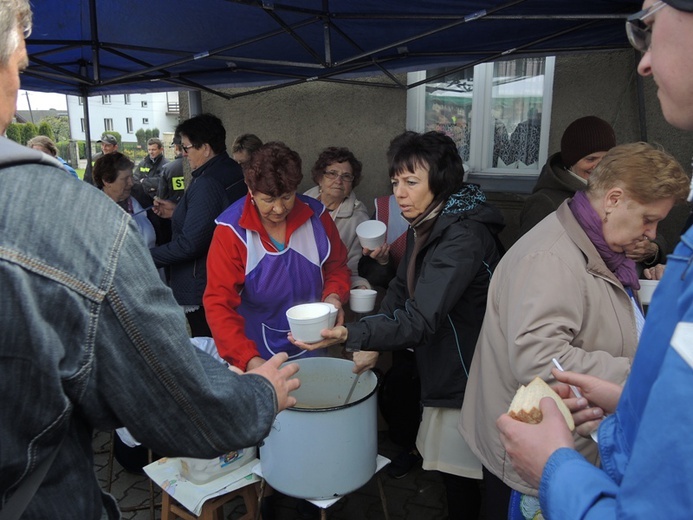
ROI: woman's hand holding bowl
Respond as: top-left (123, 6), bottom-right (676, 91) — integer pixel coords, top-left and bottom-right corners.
top-left (323, 293), bottom-right (344, 326)
top-left (363, 243), bottom-right (390, 266)
top-left (289, 325), bottom-right (348, 351)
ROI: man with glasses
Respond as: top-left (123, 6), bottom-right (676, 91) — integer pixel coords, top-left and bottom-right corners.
top-left (496, 2), bottom-right (693, 518)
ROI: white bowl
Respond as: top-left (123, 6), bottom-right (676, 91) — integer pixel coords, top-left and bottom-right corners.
top-left (319, 302), bottom-right (338, 328)
top-left (638, 279), bottom-right (659, 305)
top-left (349, 289), bottom-right (377, 313)
top-left (286, 303), bottom-right (330, 343)
top-left (356, 220), bottom-right (387, 250)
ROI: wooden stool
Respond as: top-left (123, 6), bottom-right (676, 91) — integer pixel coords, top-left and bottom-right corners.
top-left (161, 482), bottom-right (259, 520)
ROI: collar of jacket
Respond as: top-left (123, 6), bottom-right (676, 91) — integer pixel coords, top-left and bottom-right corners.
top-left (556, 200), bottom-right (624, 289)
top-left (191, 152), bottom-right (226, 179)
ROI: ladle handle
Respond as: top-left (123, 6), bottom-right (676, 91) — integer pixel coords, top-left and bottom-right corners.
top-left (343, 373), bottom-right (361, 405)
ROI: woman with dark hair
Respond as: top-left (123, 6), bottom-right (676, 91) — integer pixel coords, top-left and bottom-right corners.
top-left (151, 113), bottom-right (245, 337)
top-left (296, 131), bottom-right (505, 519)
top-left (204, 141), bottom-right (350, 372)
top-left (305, 146), bottom-right (371, 289)
top-left (93, 152), bottom-right (159, 248)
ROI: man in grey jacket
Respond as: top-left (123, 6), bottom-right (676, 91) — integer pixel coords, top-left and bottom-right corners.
top-left (0, 2), bottom-right (299, 518)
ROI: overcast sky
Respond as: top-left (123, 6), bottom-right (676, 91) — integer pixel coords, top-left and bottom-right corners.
top-left (16, 90), bottom-right (68, 111)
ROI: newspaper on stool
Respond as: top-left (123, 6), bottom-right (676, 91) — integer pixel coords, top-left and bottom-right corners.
top-left (144, 447), bottom-right (259, 515)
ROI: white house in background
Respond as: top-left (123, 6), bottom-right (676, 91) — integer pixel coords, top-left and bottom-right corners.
top-left (67, 91), bottom-right (180, 144)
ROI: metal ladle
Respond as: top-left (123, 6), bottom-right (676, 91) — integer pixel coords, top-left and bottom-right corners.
top-left (343, 373), bottom-right (361, 405)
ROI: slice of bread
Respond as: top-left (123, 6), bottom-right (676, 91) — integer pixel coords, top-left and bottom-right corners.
top-left (508, 376), bottom-right (575, 430)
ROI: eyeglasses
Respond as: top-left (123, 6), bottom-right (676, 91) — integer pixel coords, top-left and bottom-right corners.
top-left (181, 143), bottom-right (196, 153)
top-left (626, 1), bottom-right (666, 52)
top-left (324, 170), bottom-right (355, 183)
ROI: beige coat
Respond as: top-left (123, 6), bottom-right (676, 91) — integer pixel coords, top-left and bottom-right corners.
top-left (459, 201), bottom-right (639, 496)
top-left (304, 186), bottom-right (371, 289)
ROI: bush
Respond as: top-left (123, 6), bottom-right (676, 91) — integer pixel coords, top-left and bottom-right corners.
top-left (107, 131), bottom-right (122, 145)
top-left (57, 141), bottom-right (69, 159)
top-left (38, 121), bottom-right (55, 140)
top-left (6, 123), bottom-right (21, 143)
top-left (22, 122), bottom-right (38, 144)
top-left (135, 128), bottom-right (146, 147)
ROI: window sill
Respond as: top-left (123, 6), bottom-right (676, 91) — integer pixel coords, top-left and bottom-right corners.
top-left (467, 173), bottom-right (538, 195)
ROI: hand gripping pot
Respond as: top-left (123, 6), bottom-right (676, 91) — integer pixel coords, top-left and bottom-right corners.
top-left (259, 357), bottom-right (379, 500)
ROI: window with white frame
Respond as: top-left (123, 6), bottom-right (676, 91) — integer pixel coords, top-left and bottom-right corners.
top-left (142, 118), bottom-right (149, 125)
top-left (124, 94), bottom-right (131, 104)
top-left (126, 117), bottom-right (133, 133)
top-left (80, 118), bottom-right (85, 132)
top-left (104, 118), bottom-right (114, 131)
top-left (102, 95), bottom-right (112, 105)
top-left (407, 57), bottom-right (555, 190)
top-left (141, 101), bottom-right (148, 108)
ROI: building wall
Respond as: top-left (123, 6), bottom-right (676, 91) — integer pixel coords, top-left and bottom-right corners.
top-left (67, 92), bottom-right (180, 144)
top-left (199, 78), bottom-right (407, 215)
top-left (193, 50), bottom-right (692, 253)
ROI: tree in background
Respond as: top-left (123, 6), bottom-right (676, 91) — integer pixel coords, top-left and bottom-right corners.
top-left (135, 128), bottom-right (146, 147)
top-left (38, 121), bottom-right (55, 140)
top-left (106, 131), bottom-right (122, 145)
top-left (43, 115), bottom-right (70, 143)
top-left (144, 128), bottom-right (152, 141)
top-left (152, 128), bottom-right (160, 138)
top-left (21, 122), bottom-right (38, 145)
top-left (6, 123), bottom-right (21, 143)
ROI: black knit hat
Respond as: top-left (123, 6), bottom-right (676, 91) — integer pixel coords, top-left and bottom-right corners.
top-left (560, 116), bottom-right (616, 168)
top-left (664, 0), bottom-right (693, 12)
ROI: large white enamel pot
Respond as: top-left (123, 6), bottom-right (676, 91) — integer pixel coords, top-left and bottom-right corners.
top-left (259, 357), bottom-right (379, 500)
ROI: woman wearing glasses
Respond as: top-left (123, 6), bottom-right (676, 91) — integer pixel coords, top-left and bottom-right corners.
top-left (204, 142), bottom-right (350, 373)
top-left (305, 147), bottom-right (372, 289)
top-left (151, 114), bottom-right (246, 337)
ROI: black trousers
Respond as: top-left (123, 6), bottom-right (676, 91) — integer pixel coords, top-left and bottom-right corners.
top-left (482, 466), bottom-right (513, 520)
top-left (185, 306), bottom-right (212, 337)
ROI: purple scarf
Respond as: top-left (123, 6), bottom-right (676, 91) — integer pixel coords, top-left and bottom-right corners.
top-left (568, 191), bottom-right (640, 291)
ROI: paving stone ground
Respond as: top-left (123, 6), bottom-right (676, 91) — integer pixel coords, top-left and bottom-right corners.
top-left (93, 430), bottom-right (450, 520)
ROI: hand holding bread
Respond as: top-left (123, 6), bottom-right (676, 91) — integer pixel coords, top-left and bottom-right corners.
top-left (507, 376), bottom-right (575, 430)
top-left (497, 382), bottom-right (576, 488)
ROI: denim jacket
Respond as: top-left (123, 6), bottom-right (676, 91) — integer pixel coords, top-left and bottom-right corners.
top-left (0, 138), bottom-right (278, 518)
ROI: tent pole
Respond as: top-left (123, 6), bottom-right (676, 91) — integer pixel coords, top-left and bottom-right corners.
top-left (81, 88), bottom-right (94, 185)
top-left (188, 91), bottom-right (202, 117)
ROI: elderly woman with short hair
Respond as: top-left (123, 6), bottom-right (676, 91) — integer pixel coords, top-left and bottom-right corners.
top-left (93, 152), bottom-right (158, 248)
top-left (151, 113), bottom-right (246, 337)
top-left (204, 141), bottom-right (350, 372)
top-left (305, 146), bottom-right (371, 289)
top-left (459, 141), bottom-right (690, 520)
top-left (27, 135), bottom-right (78, 178)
